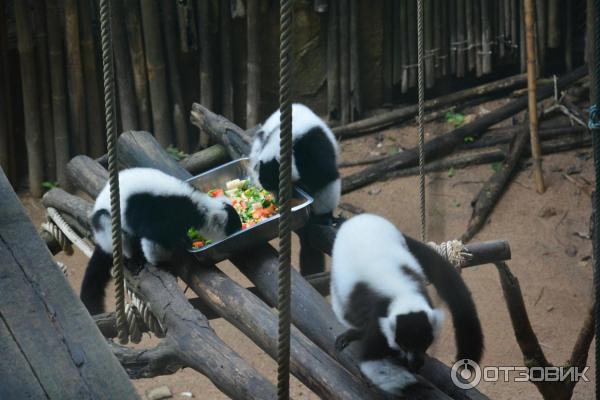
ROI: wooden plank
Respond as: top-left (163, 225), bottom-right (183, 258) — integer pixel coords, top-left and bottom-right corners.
top-left (0, 169), bottom-right (138, 398)
top-left (0, 315), bottom-right (48, 399)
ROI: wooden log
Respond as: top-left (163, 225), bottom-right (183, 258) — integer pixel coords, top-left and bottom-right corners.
top-left (176, 0), bottom-right (197, 52)
top-left (407, 0), bottom-right (417, 88)
top-left (327, 0), bottom-right (340, 117)
top-left (461, 128), bottom-right (530, 242)
top-left (349, 0), bottom-right (361, 119)
top-left (190, 103), bottom-right (252, 158)
top-left (519, 0), bottom-right (527, 72)
top-left (108, 340), bottom-right (184, 379)
top-left (456, 0), bottom-right (466, 77)
top-left (41, 188), bottom-right (93, 232)
top-left (246, 0), bottom-right (260, 128)
top-left (341, 65), bottom-right (587, 194)
top-left (67, 155), bottom-right (108, 198)
top-left (177, 262), bottom-right (391, 400)
top-left (126, 263), bottom-right (277, 399)
top-left (400, 0), bottom-right (410, 93)
top-left (32, 1), bottom-right (56, 180)
top-left (339, 0), bottom-right (350, 124)
top-left (382, 0), bottom-right (393, 102)
top-left (0, 170), bottom-right (138, 399)
top-left (79, 0), bottom-right (104, 157)
top-left (111, 0), bottom-right (139, 133)
top-left (124, 0), bottom-right (152, 132)
top-left (433, 0), bottom-right (444, 79)
top-left (465, 0), bottom-right (475, 73)
top-left (333, 72), bottom-right (529, 138)
top-left (197, 0), bottom-right (214, 147)
top-left (179, 144), bottom-right (229, 174)
top-left (497, 0), bottom-right (506, 59)
top-left (162, 0), bottom-right (189, 151)
top-left (565, 1), bottom-right (573, 71)
top-left (15, 0), bottom-right (44, 197)
top-left (140, 0), bottom-right (172, 146)
top-left (220, 0), bottom-right (234, 121)
top-left (524, 0), bottom-right (546, 193)
top-left (64, 0), bottom-right (87, 155)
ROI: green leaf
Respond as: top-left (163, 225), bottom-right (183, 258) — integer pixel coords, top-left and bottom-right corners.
top-left (491, 162), bottom-right (502, 172)
top-left (42, 181), bottom-right (59, 191)
top-left (445, 111), bottom-right (466, 127)
top-left (447, 167), bottom-right (456, 178)
top-left (463, 136), bottom-right (475, 143)
top-left (166, 145), bottom-right (188, 161)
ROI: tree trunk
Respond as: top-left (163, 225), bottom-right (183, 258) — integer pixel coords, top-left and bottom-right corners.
top-left (246, 0), bottom-right (260, 128)
top-left (197, 0), bottom-right (214, 147)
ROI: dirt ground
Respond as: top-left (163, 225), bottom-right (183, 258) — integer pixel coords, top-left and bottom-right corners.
top-left (20, 99), bottom-right (596, 399)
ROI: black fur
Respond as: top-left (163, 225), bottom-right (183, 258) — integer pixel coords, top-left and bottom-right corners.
top-left (224, 203), bottom-right (242, 235)
top-left (80, 247), bottom-right (113, 314)
top-left (293, 127), bottom-right (339, 194)
top-left (404, 234), bottom-right (484, 363)
top-left (91, 209), bottom-right (110, 232)
top-left (258, 159), bottom-right (280, 194)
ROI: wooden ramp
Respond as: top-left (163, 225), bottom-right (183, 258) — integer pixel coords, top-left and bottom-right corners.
top-left (0, 169), bottom-right (138, 399)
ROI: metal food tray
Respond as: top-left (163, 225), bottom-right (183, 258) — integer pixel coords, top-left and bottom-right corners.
top-left (185, 158), bottom-right (313, 264)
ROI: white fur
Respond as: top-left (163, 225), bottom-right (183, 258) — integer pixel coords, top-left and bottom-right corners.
top-left (249, 103), bottom-right (339, 186)
top-left (359, 360), bottom-right (417, 394)
top-left (92, 168), bottom-right (230, 263)
top-left (330, 214), bottom-right (444, 349)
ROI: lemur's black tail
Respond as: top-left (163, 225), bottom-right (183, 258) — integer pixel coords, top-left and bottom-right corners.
top-left (80, 247), bottom-right (113, 315)
top-left (404, 235), bottom-right (484, 363)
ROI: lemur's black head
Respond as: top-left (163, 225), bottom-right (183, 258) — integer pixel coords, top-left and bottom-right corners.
top-left (393, 311), bottom-right (440, 372)
top-left (224, 203), bottom-right (242, 235)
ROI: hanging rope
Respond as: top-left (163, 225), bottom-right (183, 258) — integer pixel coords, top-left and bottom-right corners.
top-left (44, 207), bottom-right (94, 257)
top-left (99, 0), bottom-right (128, 344)
top-left (277, 0), bottom-right (293, 398)
top-left (589, 0), bottom-right (600, 394)
top-left (416, 0), bottom-right (426, 242)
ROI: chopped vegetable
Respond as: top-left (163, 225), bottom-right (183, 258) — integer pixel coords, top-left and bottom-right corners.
top-left (187, 227), bottom-right (213, 248)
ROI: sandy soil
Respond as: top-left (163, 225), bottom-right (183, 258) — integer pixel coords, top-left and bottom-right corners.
top-left (20, 99), bottom-right (596, 399)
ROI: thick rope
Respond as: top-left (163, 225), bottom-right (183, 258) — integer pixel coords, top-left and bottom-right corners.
top-left (277, 0), bottom-right (293, 398)
top-left (99, 0), bottom-right (128, 344)
top-left (427, 240), bottom-right (473, 270)
top-left (45, 207), bottom-right (94, 257)
top-left (417, 0), bottom-right (426, 241)
top-left (41, 220), bottom-right (73, 256)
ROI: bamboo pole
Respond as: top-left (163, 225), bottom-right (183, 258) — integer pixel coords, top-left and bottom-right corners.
top-left (197, 0), bottom-right (214, 147)
top-left (565, 1), bottom-right (573, 71)
top-left (339, 0), bottom-right (350, 124)
top-left (382, 0), bottom-right (392, 101)
top-left (433, 0), bottom-right (443, 79)
top-left (110, 0), bottom-right (139, 133)
top-left (32, 2), bottom-right (55, 180)
top-left (480, 0), bottom-right (492, 74)
top-left (535, 0), bottom-right (546, 74)
top-left (64, 0), bottom-right (87, 155)
top-left (465, 0), bottom-right (475, 72)
top-left (511, 0), bottom-right (519, 54)
top-left (456, 0), bottom-right (466, 77)
top-left (547, 0), bottom-right (559, 48)
top-left (503, 0), bottom-right (511, 54)
top-left (524, 0), bottom-right (545, 193)
top-left (246, 0), bottom-right (260, 128)
top-left (497, 0), bottom-right (506, 59)
top-left (46, 0), bottom-right (70, 189)
top-left (0, 0), bottom-right (10, 181)
top-left (15, 0), bottom-right (44, 197)
top-left (327, 0), bottom-right (340, 117)
top-left (392, 0), bottom-right (402, 87)
top-left (449, 0), bottom-right (457, 75)
top-left (220, 0), bottom-right (234, 121)
top-left (79, 0), bottom-right (105, 157)
top-left (400, 0), bottom-right (410, 93)
top-left (162, 0), bottom-right (189, 151)
top-left (473, 0), bottom-right (483, 77)
top-left (424, 0), bottom-right (435, 87)
top-left (349, 0), bottom-right (361, 119)
top-left (176, 0), bottom-right (197, 52)
top-left (124, 0), bottom-right (152, 132)
top-left (407, 0), bottom-right (417, 87)
top-left (520, 0), bottom-right (527, 72)
top-left (140, 0), bottom-right (172, 147)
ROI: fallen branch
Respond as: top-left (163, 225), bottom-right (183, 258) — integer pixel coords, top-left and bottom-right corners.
top-left (332, 72), bottom-right (530, 139)
top-left (495, 262), bottom-right (594, 400)
top-left (460, 128), bottom-right (530, 242)
top-left (341, 66), bottom-right (588, 194)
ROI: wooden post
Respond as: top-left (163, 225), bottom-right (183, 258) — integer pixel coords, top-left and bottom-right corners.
top-left (124, 0), bottom-right (152, 132)
top-left (162, 0), bottom-right (189, 151)
top-left (407, 0), bottom-right (417, 87)
top-left (140, 0), bottom-right (172, 147)
top-left (220, 0), bottom-right (234, 121)
top-left (480, 0), bottom-right (492, 74)
top-left (564, 1), bottom-right (573, 71)
top-left (524, 0), bottom-right (546, 193)
top-left (197, 0), bottom-right (214, 147)
top-left (32, 2), bottom-right (56, 180)
top-left (465, 0), bottom-right (475, 72)
top-left (339, 0), bottom-right (350, 124)
top-left (110, 0), bottom-right (139, 133)
top-left (535, 0), bottom-right (546, 74)
top-left (0, 0), bottom-right (12, 181)
top-left (456, 0), bottom-right (466, 77)
top-left (246, 0), bottom-right (260, 128)
top-left (382, 0), bottom-right (393, 101)
top-left (64, 0), bottom-right (87, 155)
top-left (46, 0), bottom-right (70, 189)
top-left (79, 0), bottom-right (105, 157)
top-left (327, 0), bottom-right (340, 118)
top-left (15, 0), bottom-right (44, 197)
